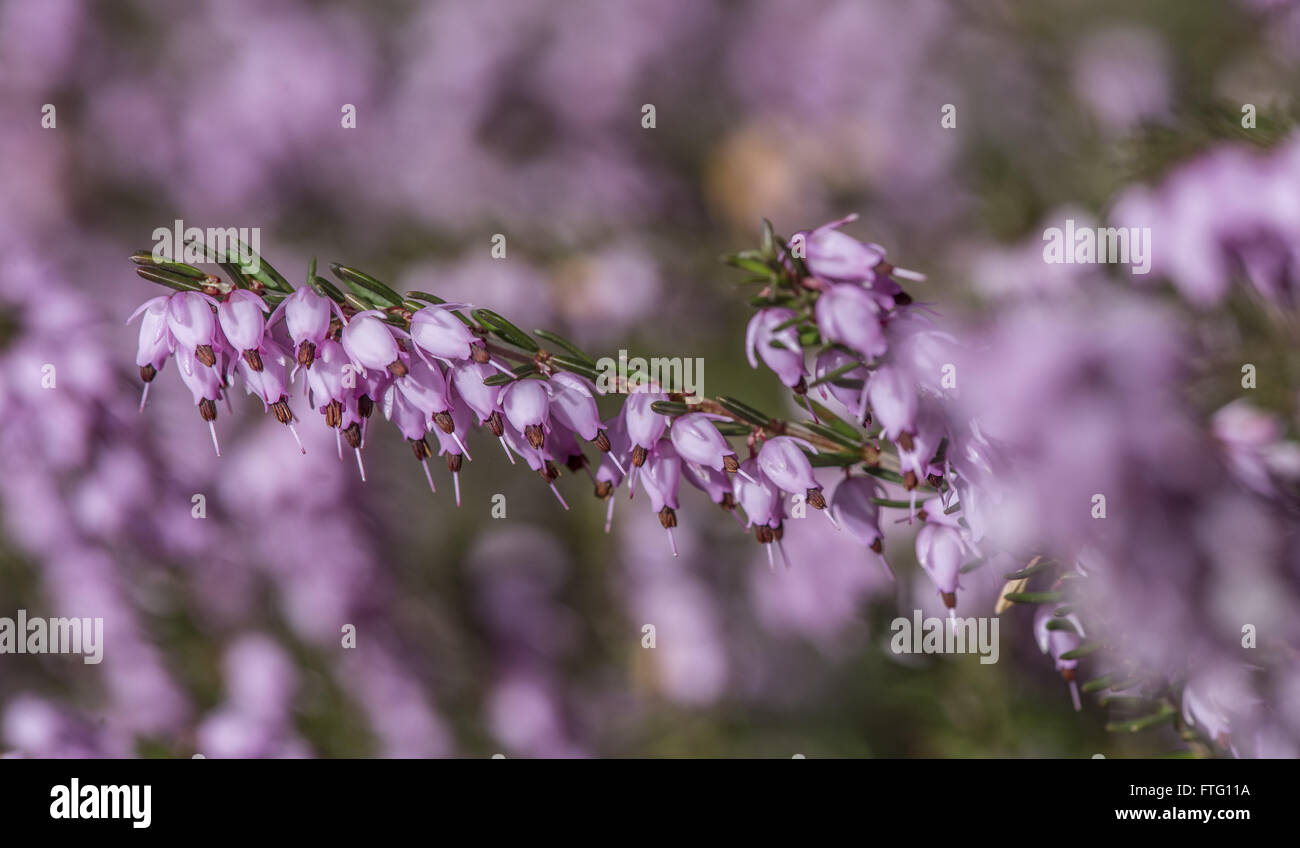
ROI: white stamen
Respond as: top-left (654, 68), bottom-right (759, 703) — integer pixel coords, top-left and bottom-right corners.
top-left (208, 420), bottom-right (221, 457)
top-left (548, 482), bottom-right (569, 510)
top-left (604, 495), bottom-right (616, 534)
top-left (498, 435), bottom-right (516, 464)
top-left (1069, 680), bottom-right (1081, 712)
top-left (737, 468), bottom-right (757, 484)
top-left (764, 543), bottom-right (775, 571)
top-left (822, 508), bottom-right (840, 531)
top-left (777, 538), bottom-right (792, 569)
top-left (892, 266), bottom-right (926, 282)
top-left (451, 432), bottom-right (472, 460)
top-left (335, 427), bottom-right (343, 460)
top-left (421, 459), bottom-right (437, 494)
top-left (607, 451), bottom-right (627, 475)
top-left (139, 382), bottom-right (150, 413)
top-left (354, 448), bottom-right (367, 482)
top-left (452, 471), bottom-right (461, 507)
top-left (287, 422), bottom-right (307, 455)
top-left (360, 416), bottom-right (368, 449)
top-left (666, 527), bottom-right (678, 558)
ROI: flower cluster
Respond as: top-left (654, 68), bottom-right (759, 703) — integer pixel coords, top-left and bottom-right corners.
top-left (128, 222), bottom-right (987, 611)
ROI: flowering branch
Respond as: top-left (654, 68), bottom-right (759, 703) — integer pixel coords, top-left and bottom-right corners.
top-left (127, 217), bottom-right (965, 576)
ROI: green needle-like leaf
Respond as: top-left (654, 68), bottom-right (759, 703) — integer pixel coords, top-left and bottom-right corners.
top-left (1001, 591), bottom-right (1065, 604)
top-left (534, 329), bottom-right (597, 366)
top-left (715, 396), bottom-right (771, 428)
top-left (550, 355), bottom-right (601, 382)
top-left (331, 264), bottom-right (402, 308)
top-left (472, 309), bottom-right (539, 352)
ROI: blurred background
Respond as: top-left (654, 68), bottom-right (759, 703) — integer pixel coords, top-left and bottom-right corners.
top-left (2, 0), bottom-right (1299, 757)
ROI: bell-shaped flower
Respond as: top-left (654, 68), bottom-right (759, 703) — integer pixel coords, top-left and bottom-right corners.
top-left (815, 284), bottom-right (887, 360)
top-left (431, 394), bottom-right (475, 506)
top-left (813, 348), bottom-right (869, 420)
top-left (501, 425), bottom-right (570, 510)
top-left (167, 291), bottom-right (222, 366)
top-left (450, 360), bottom-right (501, 424)
top-left (237, 341), bottom-right (306, 454)
top-left (396, 356), bottom-right (450, 418)
top-left (546, 372), bottom-right (603, 443)
top-left (410, 304), bottom-right (482, 362)
top-left (341, 310), bottom-right (403, 376)
top-left (669, 412), bottom-right (737, 472)
top-left (682, 462), bottom-right (736, 513)
top-left (623, 391), bottom-right (669, 454)
top-left (270, 288), bottom-right (335, 368)
top-left (867, 365), bottom-right (918, 447)
top-left (733, 459), bottom-right (779, 528)
top-left (383, 383), bottom-right (438, 496)
top-left (217, 290), bottom-right (269, 369)
top-left (757, 436), bottom-right (834, 526)
top-left (639, 441), bottom-right (683, 556)
top-left (502, 379), bottom-right (550, 449)
top-left (305, 339), bottom-right (351, 414)
top-left (915, 523), bottom-right (965, 610)
top-left (1034, 604), bottom-right (1087, 710)
top-left (800, 215), bottom-right (886, 284)
top-left (830, 477), bottom-right (884, 552)
top-left (128, 296), bottom-right (176, 410)
top-left (745, 308), bottom-right (805, 388)
top-left (175, 344), bottom-right (224, 457)
top-left (732, 459), bottom-right (788, 568)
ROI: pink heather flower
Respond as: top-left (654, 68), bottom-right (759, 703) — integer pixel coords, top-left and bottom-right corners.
top-left (914, 523), bottom-right (965, 609)
top-left (1034, 604), bottom-right (1087, 710)
top-left (745, 308), bottom-right (805, 388)
top-left (815, 284), bottom-right (888, 360)
top-left (501, 379), bottom-right (550, 449)
top-left (127, 295), bottom-right (175, 410)
top-left (669, 412), bottom-right (737, 472)
top-left (341, 310), bottom-right (403, 376)
top-left (733, 459), bottom-right (780, 529)
top-left (382, 381), bottom-right (439, 496)
top-left (305, 339), bottom-right (351, 409)
top-left (431, 393), bottom-right (475, 505)
top-left (545, 372), bottom-right (604, 443)
top-left (813, 347), bottom-right (869, 418)
top-left (1181, 667), bottom-right (1259, 752)
top-left (681, 461), bottom-right (735, 508)
top-left (216, 290), bottom-right (269, 365)
top-left (236, 340), bottom-right (306, 454)
top-left (830, 477), bottom-right (884, 552)
top-left (639, 441), bottom-right (683, 556)
top-left (450, 360), bottom-right (502, 423)
top-left (270, 288), bottom-right (335, 369)
top-left (867, 365), bottom-right (918, 447)
top-left (410, 304), bottom-right (482, 362)
top-left (396, 356), bottom-right (450, 418)
top-left (799, 215), bottom-right (886, 284)
top-left (623, 391), bottom-right (669, 452)
top-left (175, 344), bottom-right (224, 456)
top-left (757, 436), bottom-right (834, 525)
top-left (732, 458), bottom-right (788, 568)
top-left (500, 425), bottom-right (569, 510)
top-left (166, 291), bottom-right (222, 364)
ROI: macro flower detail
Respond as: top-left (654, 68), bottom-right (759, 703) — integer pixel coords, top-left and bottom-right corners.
top-left (745, 308), bottom-right (805, 388)
top-left (814, 284), bottom-right (888, 360)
